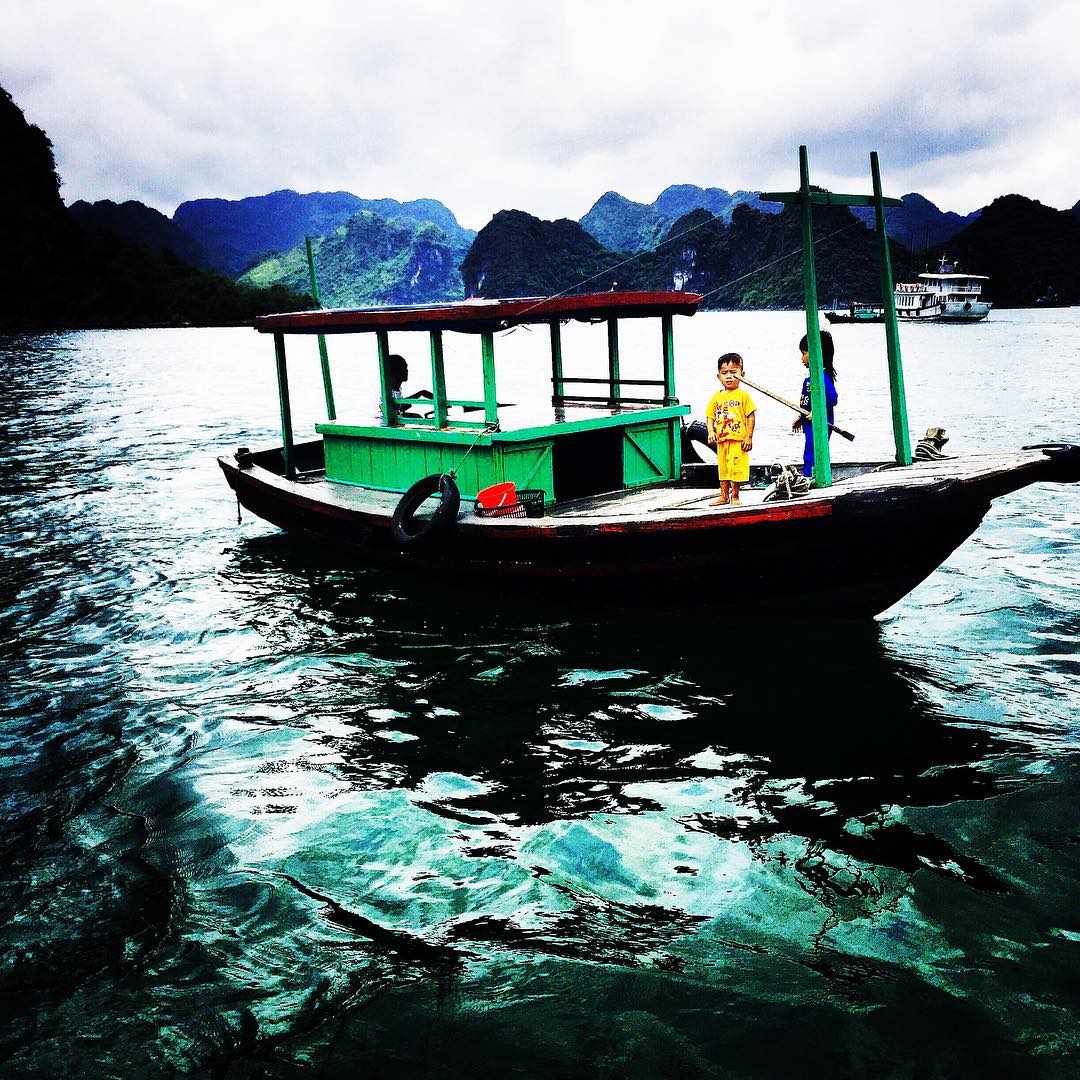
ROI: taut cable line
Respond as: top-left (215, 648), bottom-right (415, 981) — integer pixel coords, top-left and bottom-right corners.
top-left (693, 219), bottom-right (863, 304)
top-left (500, 217), bottom-right (864, 331)
top-left (507, 212), bottom-right (730, 323)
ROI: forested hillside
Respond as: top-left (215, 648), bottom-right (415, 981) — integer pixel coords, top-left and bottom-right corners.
top-left (0, 86), bottom-right (310, 331)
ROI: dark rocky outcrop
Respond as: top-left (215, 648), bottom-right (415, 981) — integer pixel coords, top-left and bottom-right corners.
top-left (70, 198), bottom-right (211, 269)
top-left (928, 195), bottom-right (1080, 307)
top-left (850, 192), bottom-right (981, 249)
top-left (462, 211), bottom-right (617, 298)
top-left (0, 85), bottom-right (310, 331)
top-left (466, 201), bottom-right (901, 310)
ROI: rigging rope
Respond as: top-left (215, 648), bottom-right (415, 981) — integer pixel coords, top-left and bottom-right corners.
top-left (694, 220), bottom-right (862, 304)
top-left (509, 211), bottom-right (727, 322)
top-left (503, 217), bottom-right (864, 330)
top-left (447, 423), bottom-right (499, 480)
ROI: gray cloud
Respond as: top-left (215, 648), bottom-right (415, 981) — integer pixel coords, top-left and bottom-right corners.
top-left (3, 0), bottom-right (1078, 228)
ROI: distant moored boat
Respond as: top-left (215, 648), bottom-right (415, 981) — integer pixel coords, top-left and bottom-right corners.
top-left (825, 301), bottom-right (885, 324)
top-left (893, 255), bottom-right (992, 322)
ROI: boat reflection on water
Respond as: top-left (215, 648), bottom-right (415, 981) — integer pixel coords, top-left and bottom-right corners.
top-left (142, 531), bottom-right (1059, 1073)
top-left (231, 533), bottom-right (1019, 884)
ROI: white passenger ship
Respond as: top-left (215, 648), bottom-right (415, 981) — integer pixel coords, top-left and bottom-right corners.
top-left (893, 256), bottom-right (991, 322)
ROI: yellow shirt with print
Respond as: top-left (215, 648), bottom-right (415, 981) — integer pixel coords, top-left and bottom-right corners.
top-left (705, 387), bottom-right (757, 443)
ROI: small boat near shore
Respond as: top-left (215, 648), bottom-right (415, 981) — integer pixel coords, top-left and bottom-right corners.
top-left (894, 256), bottom-right (992, 322)
top-left (826, 301), bottom-right (885, 324)
top-left (220, 150), bottom-right (1077, 616)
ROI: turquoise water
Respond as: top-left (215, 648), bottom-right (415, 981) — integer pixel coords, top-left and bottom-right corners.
top-left (2, 312), bottom-right (1079, 1076)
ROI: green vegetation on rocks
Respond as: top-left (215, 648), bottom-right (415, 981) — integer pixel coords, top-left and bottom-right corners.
top-left (240, 212), bottom-right (471, 307)
top-left (461, 211), bottom-right (618, 298)
top-left (465, 201), bottom-right (901, 310)
top-left (175, 190), bottom-right (474, 279)
top-left (579, 193), bottom-right (669, 253)
top-left (579, 184), bottom-right (782, 253)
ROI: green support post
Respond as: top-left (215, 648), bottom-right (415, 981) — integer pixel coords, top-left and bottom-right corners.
top-left (550, 320), bottom-right (565, 420)
top-left (798, 145), bottom-right (832, 488)
top-left (661, 314), bottom-right (676, 405)
top-left (429, 330), bottom-right (448, 428)
top-left (549, 320), bottom-right (565, 397)
top-left (871, 152), bottom-right (912, 465)
top-left (376, 329), bottom-right (396, 426)
top-left (273, 332), bottom-right (296, 480)
top-left (480, 330), bottom-right (498, 427)
top-left (607, 318), bottom-right (620, 406)
top-left (304, 237), bottom-right (336, 421)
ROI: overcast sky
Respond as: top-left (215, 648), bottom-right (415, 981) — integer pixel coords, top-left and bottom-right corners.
top-left (4, 0), bottom-right (1079, 229)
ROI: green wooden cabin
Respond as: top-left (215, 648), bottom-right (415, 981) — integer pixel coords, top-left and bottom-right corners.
top-left (255, 292), bottom-right (702, 505)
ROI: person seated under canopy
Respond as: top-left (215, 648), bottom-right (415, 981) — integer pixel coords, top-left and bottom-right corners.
top-left (387, 353), bottom-right (433, 417)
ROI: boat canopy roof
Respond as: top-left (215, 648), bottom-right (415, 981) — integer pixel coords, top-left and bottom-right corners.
top-left (917, 272), bottom-right (989, 281)
top-left (255, 291), bottom-right (702, 335)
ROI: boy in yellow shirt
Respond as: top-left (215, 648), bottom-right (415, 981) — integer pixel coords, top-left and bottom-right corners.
top-left (705, 352), bottom-right (756, 506)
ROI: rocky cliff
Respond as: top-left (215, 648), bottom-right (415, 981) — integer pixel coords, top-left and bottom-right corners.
top-left (70, 198), bottom-right (211, 269)
top-left (175, 189), bottom-right (473, 278)
top-left (240, 212), bottom-right (471, 307)
top-left (461, 211), bottom-right (617, 298)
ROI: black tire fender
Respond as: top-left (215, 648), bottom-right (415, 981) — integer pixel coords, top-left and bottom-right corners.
top-left (390, 474), bottom-right (461, 546)
top-left (681, 419), bottom-right (712, 464)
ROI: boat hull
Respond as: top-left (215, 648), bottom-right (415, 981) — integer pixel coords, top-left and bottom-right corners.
top-left (896, 302), bottom-right (993, 323)
top-left (219, 445), bottom-right (1079, 617)
top-left (825, 312), bottom-right (885, 324)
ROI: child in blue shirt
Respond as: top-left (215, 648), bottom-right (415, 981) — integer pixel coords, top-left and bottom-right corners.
top-left (792, 330), bottom-right (838, 478)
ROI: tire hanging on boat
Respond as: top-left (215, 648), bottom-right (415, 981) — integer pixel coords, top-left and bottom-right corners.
top-left (390, 473), bottom-right (461, 546)
top-left (681, 419), bottom-right (712, 464)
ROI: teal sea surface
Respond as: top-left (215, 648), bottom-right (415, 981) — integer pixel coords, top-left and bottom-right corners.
top-left (1, 310), bottom-right (1079, 1076)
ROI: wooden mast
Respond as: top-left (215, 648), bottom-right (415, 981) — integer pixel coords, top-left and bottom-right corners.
top-left (797, 146), bottom-right (832, 487)
top-left (871, 152), bottom-right (912, 464)
top-left (304, 237), bottom-right (336, 421)
top-left (273, 332), bottom-right (295, 480)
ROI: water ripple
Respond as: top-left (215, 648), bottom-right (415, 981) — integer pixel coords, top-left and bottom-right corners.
top-left (2, 319), bottom-right (1079, 1074)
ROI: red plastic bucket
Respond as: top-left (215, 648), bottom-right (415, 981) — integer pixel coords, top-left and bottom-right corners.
top-left (475, 481), bottom-right (518, 516)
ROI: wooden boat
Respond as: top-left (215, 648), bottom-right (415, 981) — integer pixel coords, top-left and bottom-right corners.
top-left (825, 301), bottom-right (885, 324)
top-left (220, 149), bottom-right (1080, 616)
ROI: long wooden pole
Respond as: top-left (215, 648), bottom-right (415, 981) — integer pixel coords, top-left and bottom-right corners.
top-left (304, 237), bottom-right (336, 421)
top-left (429, 330), bottom-right (448, 428)
top-left (273, 332), bottom-right (295, 479)
top-left (798, 146), bottom-right (832, 486)
top-left (607, 318), bottom-right (620, 406)
top-left (735, 372), bottom-right (855, 442)
top-left (871, 152), bottom-right (912, 464)
top-left (480, 330), bottom-right (498, 427)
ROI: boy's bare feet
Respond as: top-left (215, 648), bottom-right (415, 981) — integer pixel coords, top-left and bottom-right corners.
top-left (709, 496), bottom-right (729, 506)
